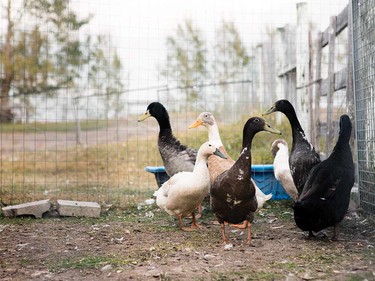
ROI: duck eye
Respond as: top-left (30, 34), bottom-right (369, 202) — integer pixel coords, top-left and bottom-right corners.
top-left (254, 118), bottom-right (259, 123)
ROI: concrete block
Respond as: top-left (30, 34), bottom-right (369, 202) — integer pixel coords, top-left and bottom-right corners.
top-left (57, 200), bottom-right (101, 218)
top-left (349, 184), bottom-right (360, 212)
top-left (2, 199), bottom-right (51, 218)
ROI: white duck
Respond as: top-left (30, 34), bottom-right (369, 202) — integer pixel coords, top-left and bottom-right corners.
top-left (189, 112), bottom-right (272, 210)
top-left (154, 142), bottom-right (226, 231)
top-left (271, 139), bottom-right (299, 201)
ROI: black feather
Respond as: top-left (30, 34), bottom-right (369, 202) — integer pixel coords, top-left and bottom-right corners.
top-left (293, 115), bottom-right (355, 234)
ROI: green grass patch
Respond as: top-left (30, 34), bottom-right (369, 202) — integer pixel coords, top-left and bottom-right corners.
top-left (344, 272), bottom-right (375, 281)
top-left (0, 113), bottom-right (293, 207)
top-left (49, 254), bottom-right (130, 272)
top-left (260, 200), bottom-right (294, 221)
top-left (0, 119), bottom-right (112, 132)
top-left (210, 269), bottom-right (283, 281)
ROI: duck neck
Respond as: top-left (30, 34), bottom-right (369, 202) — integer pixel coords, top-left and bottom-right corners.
top-left (193, 153), bottom-right (209, 174)
top-left (242, 128), bottom-right (255, 150)
top-left (284, 107), bottom-right (307, 145)
top-left (278, 144), bottom-right (289, 155)
top-left (232, 130), bottom-right (255, 178)
top-left (330, 127), bottom-right (352, 162)
top-left (156, 112), bottom-right (172, 136)
top-left (207, 123), bottom-right (224, 148)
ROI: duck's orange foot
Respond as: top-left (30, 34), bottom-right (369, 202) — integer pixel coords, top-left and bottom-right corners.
top-left (180, 226), bottom-right (199, 232)
top-left (222, 239), bottom-right (229, 245)
top-left (194, 213), bottom-right (202, 219)
top-left (230, 221), bottom-right (248, 229)
top-left (245, 240), bottom-right (255, 247)
top-left (191, 222), bottom-right (202, 229)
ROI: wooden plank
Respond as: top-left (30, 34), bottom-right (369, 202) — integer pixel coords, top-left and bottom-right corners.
top-left (320, 67), bottom-right (348, 97)
top-left (336, 5), bottom-right (349, 34)
top-left (296, 2), bottom-right (311, 139)
top-left (275, 27), bottom-right (285, 77)
top-left (334, 67), bottom-right (348, 91)
top-left (321, 78), bottom-right (329, 96)
top-left (309, 29), bottom-right (315, 147)
top-left (285, 24), bottom-right (296, 74)
top-left (277, 24), bottom-right (297, 77)
top-left (313, 32), bottom-right (323, 148)
top-left (346, 5), bottom-right (355, 150)
top-left (321, 28), bottom-right (330, 47)
top-left (326, 16), bottom-right (337, 155)
top-left (321, 5), bottom-right (348, 47)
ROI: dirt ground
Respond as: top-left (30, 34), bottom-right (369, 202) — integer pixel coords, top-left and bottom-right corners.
top-left (0, 200), bottom-right (374, 281)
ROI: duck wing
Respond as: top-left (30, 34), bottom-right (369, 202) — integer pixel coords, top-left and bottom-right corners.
top-left (211, 169), bottom-right (257, 224)
top-left (289, 141), bottom-right (321, 193)
top-left (299, 159), bottom-right (340, 201)
top-left (299, 157), bottom-right (345, 202)
top-left (158, 133), bottom-right (197, 176)
top-left (207, 146), bottom-right (235, 182)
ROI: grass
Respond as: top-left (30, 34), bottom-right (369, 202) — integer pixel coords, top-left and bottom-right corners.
top-left (211, 270), bottom-right (283, 281)
top-left (49, 255), bottom-right (131, 272)
top-left (345, 272), bottom-right (375, 281)
top-left (260, 200), bottom-right (294, 221)
top-left (0, 113), bottom-right (293, 207)
top-left (0, 119), bottom-right (113, 133)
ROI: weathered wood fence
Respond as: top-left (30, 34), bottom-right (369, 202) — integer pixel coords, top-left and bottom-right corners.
top-left (253, 3), bottom-right (354, 157)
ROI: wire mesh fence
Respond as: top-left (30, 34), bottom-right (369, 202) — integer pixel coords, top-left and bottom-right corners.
top-left (0, 0), bottom-right (356, 208)
top-left (352, 0), bottom-right (375, 215)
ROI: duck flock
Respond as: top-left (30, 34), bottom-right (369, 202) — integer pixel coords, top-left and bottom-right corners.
top-left (138, 100), bottom-right (355, 245)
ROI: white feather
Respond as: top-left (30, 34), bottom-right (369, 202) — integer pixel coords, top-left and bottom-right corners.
top-left (271, 140), bottom-right (299, 201)
top-left (154, 142), bottom-right (218, 219)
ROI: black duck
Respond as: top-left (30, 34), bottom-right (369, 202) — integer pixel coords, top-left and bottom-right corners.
top-left (293, 115), bottom-right (355, 239)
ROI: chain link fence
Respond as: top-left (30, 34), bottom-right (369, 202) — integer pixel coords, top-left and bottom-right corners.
top-left (1, 1), bottom-right (355, 209)
top-left (352, 0), bottom-right (375, 215)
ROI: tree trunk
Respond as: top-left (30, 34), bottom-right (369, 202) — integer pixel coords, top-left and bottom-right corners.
top-left (0, 0), bottom-right (14, 122)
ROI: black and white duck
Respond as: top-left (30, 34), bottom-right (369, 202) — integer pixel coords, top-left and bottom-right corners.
top-left (189, 112), bottom-right (272, 210)
top-left (210, 117), bottom-right (281, 245)
top-left (138, 102), bottom-right (197, 177)
top-left (263, 99), bottom-right (321, 195)
top-left (293, 115), bottom-right (355, 239)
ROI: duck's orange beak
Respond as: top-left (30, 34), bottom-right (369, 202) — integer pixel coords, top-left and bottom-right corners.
top-left (188, 118), bottom-right (203, 129)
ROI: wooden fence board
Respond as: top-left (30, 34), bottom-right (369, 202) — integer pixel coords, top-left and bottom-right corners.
top-left (321, 5), bottom-right (348, 47)
top-left (257, 4), bottom-right (351, 154)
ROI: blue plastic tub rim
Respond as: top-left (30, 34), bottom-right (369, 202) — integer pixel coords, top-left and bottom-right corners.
top-left (251, 164), bottom-right (274, 172)
top-left (145, 164), bottom-right (274, 173)
top-left (145, 166), bottom-right (167, 173)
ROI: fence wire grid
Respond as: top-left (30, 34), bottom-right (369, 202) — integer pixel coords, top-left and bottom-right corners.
top-left (352, 0), bottom-right (375, 215)
top-left (1, 0), bottom-right (372, 214)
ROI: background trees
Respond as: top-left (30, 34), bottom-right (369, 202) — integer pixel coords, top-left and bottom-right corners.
top-left (161, 19), bottom-right (251, 117)
top-left (0, 0), bottom-right (124, 123)
top-left (1, 1), bottom-right (251, 122)
top-left (161, 19), bottom-right (209, 108)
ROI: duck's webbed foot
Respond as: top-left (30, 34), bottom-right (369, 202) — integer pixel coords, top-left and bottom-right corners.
top-left (230, 221), bottom-right (248, 229)
top-left (179, 212), bottom-right (201, 232)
